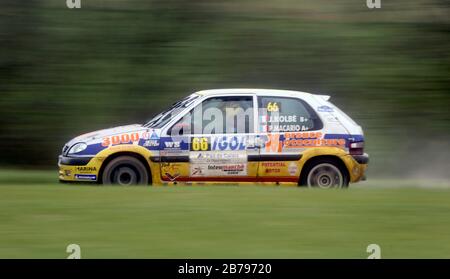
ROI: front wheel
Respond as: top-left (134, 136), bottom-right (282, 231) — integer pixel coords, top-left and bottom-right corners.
top-left (102, 156), bottom-right (149, 185)
top-left (300, 158), bottom-right (349, 189)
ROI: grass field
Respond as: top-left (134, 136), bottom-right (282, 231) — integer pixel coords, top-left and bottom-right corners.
top-left (0, 169), bottom-right (449, 258)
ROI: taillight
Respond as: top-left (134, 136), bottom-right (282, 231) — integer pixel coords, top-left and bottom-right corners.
top-left (349, 141), bottom-right (364, 155)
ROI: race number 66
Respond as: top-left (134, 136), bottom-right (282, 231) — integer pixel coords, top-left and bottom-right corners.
top-left (191, 137), bottom-right (210, 151)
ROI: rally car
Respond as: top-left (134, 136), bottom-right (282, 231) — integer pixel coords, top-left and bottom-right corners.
top-left (59, 89), bottom-right (368, 188)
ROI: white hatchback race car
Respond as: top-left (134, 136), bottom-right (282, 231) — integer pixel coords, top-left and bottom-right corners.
top-left (59, 89), bottom-right (368, 188)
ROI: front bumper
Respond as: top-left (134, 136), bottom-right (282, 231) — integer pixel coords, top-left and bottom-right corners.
top-left (59, 155), bottom-right (93, 166)
top-left (58, 155), bottom-right (99, 182)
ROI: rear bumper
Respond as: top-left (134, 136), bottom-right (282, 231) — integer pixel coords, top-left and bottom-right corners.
top-left (352, 153), bottom-right (369, 164)
top-left (343, 153), bottom-right (369, 183)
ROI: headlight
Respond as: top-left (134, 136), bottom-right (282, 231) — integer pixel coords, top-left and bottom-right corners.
top-left (68, 143), bottom-right (87, 154)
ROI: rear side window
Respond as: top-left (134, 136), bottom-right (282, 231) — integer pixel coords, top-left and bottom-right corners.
top-left (258, 96), bottom-right (322, 132)
top-left (326, 101), bottom-right (359, 127)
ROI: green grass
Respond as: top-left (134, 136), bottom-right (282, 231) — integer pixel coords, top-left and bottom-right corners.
top-left (0, 170), bottom-right (449, 258)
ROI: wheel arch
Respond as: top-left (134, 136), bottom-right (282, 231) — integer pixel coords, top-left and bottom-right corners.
top-left (98, 151), bottom-right (152, 184)
top-left (299, 155), bottom-right (350, 186)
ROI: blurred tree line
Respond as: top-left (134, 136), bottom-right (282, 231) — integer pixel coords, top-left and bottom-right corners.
top-left (0, 0), bottom-right (449, 178)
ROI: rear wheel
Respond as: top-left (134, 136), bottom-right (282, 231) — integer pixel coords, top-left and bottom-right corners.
top-left (102, 156), bottom-right (149, 185)
top-left (300, 158), bottom-right (349, 188)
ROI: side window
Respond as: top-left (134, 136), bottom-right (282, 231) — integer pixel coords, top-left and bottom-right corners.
top-left (258, 96), bottom-right (322, 132)
top-left (169, 110), bottom-right (192, 136)
top-left (169, 96), bottom-right (254, 135)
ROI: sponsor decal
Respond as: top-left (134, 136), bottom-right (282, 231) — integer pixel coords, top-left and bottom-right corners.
top-left (101, 132), bottom-right (140, 147)
top-left (141, 131), bottom-right (151, 140)
top-left (165, 141), bottom-right (181, 149)
top-left (285, 132), bottom-right (322, 139)
top-left (265, 168), bottom-right (280, 174)
top-left (190, 151), bottom-right (247, 163)
top-left (284, 132), bottom-right (345, 148)
top-left (160, 137), bottom-right (189, 151)
top-left (262, 162), bottom-right (286, 174)
top-left (265, 134), bottom-right (282, 152)
top-left (263, 132), bottom-right (346, 152)
top-left (75, 166), bottom-right (97, 173)
top-left (324, 134), bottom-right (364, 147)
top-left (261, 162), bottom-right (286, 167)
top-left (288, 162), bottom-right (298, 176)
top-left (211, 136), bottom-right (246, 151)
top-left (161, 163), bottom-right (181, 181)
top-left (190, 163), bottom-right (247, 176)
top-left (209, 164), bottom-right (246, 176)
top-left (74, 174), bottom-right (97, 180)
top-left (191, 166), bottom-right (204, 176)
top-left (317, 105), bottom-right (334, 112)
top-left (150, 130), bottom-right (159, 140)
top-left (143, 139), bottom-right (159, 147)
top-left (141, 130), bottom-right (159, 140)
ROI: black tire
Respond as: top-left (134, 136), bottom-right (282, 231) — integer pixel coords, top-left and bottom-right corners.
top-left (299, 157), bottom-right (349, 188)
top-left (102, 156), bottom-right (149, 185)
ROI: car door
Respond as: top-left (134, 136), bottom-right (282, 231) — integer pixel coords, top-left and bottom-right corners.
top-left (256, 95), bottom-right (324, 183)
top-left (164, 94), bottom-right (259, 182)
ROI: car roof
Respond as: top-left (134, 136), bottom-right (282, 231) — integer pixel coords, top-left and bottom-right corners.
top-left (194, 88), bottom-right (330, 101)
